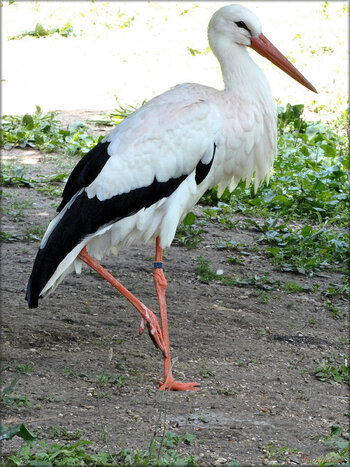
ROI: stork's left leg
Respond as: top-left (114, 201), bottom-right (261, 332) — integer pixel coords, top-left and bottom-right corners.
top-left (78, 247), bottom-right (165, 355)
top-left (154, 237), bottom-right (199, 391)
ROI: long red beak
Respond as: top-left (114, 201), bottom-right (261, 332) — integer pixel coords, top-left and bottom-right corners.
top-left (250, 33), bottom-right (317, 93)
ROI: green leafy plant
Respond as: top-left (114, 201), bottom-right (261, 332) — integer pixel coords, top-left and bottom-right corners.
top-left (96, 373), bottom-right (129, 388)
top-left (187, 46), bottom-right (201, 56)
top-left (0, 231), bottom-right (19, 242)
top-left (50, 425), bottom-right (85, 441)
top-left (314, 425), bottom-right (349, 466)
top-left (326, 301), bottom-right (344, 319)
top-left (256, 219), bottom-right (348, 275)
top-left (283, 281), bottom-right (309, 293)
top-left (260, 442), bottom-right (299, 461)
top-left (2, 431), bottom-right (198, 466)
top-left (9, 22), bottom-right (74, 39)
top-left (0, 423), bottom-right (36, 443)
top-left (63, 368), bottom-right (88, 378)
top-left (195, 256), bottom-right (219, 282)
top-left (23, 225), bottom-right (47, 242)
top-left (314, 356), bottom-right (349, 384)
top-left (0, 199), bottom-right (34, 219)
top-left (176, 212), bottom-right (206, 248)
top-left (203, 203), bottom-right (238, 229)
top-left (13, 362), bottom-right (35, 374)
top-left (322, 279), bottom-right (350, 301)
top-left (195, 256), bottom-right (280, 291)
top-left (0, 376), bottom-right (31, 407)
top-left (108, 100), bottom-right (147, 123)
top-left (1, 106), bottom-right (99, 156)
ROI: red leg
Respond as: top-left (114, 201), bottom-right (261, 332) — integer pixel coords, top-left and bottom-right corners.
top-left (78, 247), bottom-right (166, 356)
top-left (154, 238), bottom-right (199, 391)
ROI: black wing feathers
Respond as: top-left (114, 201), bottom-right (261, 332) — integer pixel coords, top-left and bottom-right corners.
top-left (57, 141), bottom-right (110, 212)
top-left (26, 140), bottom-right (217, 308)
top-left (26, 172), bottom-right (187, 308)
top-left (195, 143), bottom-right (216, 185)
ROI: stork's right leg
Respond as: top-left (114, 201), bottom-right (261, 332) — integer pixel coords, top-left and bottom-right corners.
top-left (78, 247), bottom-right (166, 356)
top-left (154, 238), bottom-right (199, 391)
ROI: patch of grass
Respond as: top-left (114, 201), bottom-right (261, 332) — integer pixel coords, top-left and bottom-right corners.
top-left (199, 363), bottom-right (214, 378)
top-left (0, 200), bottom-right (33, 221)
top-left (195, 256), bottom-right (280, 291)
top-left (63, 369), bottom-right (88, 378)
top-left (0, 165), bottom-right (68, 199)
top-left (256, 328), bottom-right (271, 339)
top-left (226, 254), bottom-right (245, 265)
top-left (23, 225), bottom-right (46, 242)
top-left (1, 106), bottom-right (100, 156)
top-left (2, 431), bottom-right (198, 466)
top-left (256, 219), bottom-right (348, 275)
top-left (260, 442), bottom-right (299, 461)
top-left (50, 425), bottom-right (85, 441)
top-left (176, 212), bottom-right (206, 249)
top-left (14, 362), bottom-right (35, 374)
top-left (283, 281), bottom-right (309, 293)
top-left (0, 376), bottom-right (31, 408)
top-left (36, 184), bottom-right (63, 197)
top-left (107, 99), bottom-right (147, 124)
top-left (314, 356), bottom-right (349, 385)
top-left (200, 105), bottom-right (348, 283)
top-left (195, 256), bottom-right (219, 282)
top-left (0, 231), bottom-right (19, 242)
top-left (96, 373), bottom-right (129, 388)
top-left (322, 279), bottom-right (350, 301)
top-left (338, 336), bottom-right (349, 346)
top-left (9, 22), bottom-right (74, 39)
top-left (0, 165), bottom-right (36, 188)
top-left (260, 292), bottom-right (270, 304)
top-left (215, 239), bottom-right (245, 251)
top-left (314, 425), bottom-right (349, 466)
top-left (104, 9), bottom-right (135, 30)
top-left (38, 394), bottom-right (56, 403)
top-left (203, 203), bottom-right (238, 230)
top-left (326, 301), bottom-right (345, 319)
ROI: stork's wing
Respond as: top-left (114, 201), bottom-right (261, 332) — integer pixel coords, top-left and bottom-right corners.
top-left (59, 84), bottom-right (222, 211)
top-left (26, 84), bottom-right (222, 308)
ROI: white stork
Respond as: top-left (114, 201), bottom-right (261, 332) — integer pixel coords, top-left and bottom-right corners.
top-left (26, 4), bottom-right (316, 391)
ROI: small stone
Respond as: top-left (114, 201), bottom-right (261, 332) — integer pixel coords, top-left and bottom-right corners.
top-left (214, 458), bottom-right (227, 465)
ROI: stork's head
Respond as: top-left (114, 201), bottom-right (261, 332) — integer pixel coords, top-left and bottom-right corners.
top-left (208, 4), bottom-right (262, 48)
top-left (208, 4), bottom-right (317, 93)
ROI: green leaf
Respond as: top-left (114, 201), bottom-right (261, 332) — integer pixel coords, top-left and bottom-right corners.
top-left (183, 212), bottom-right (196, 226)
top-left (1, 375), bottom-right (20, 396)
top-left (182, 433), bottom-right (196, 445)
top-left (22, 114), bottom-right (34, 130)
top-left (0, 423), bottom-right (37, 443)
top-left (34, 23), bottom-right (48, 36)
top-left (300, 225), bottom-right (313, 237)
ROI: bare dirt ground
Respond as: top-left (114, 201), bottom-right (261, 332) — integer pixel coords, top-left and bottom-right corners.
top-left (0, 115), bottom-right (348, 466)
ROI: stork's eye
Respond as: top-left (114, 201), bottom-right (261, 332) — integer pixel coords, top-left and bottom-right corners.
top-left (235, 21), bottom-right (251, 34)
